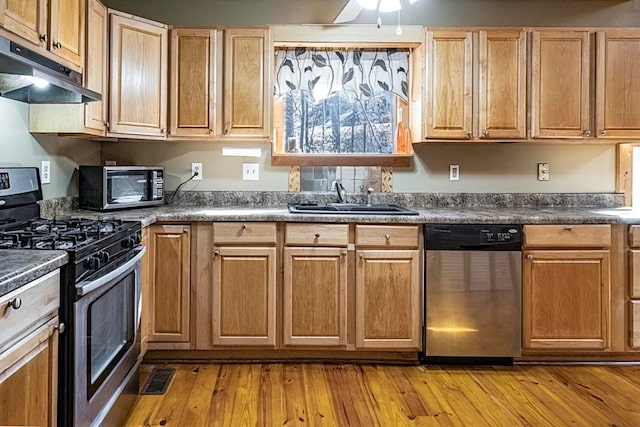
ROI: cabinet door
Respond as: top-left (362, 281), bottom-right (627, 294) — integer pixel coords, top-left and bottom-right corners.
top-left (478, 30), bottom-right (526, 139)
top-left (523, 250), bottom-right (610, 350)
top-left (0, 318), bottom-right (58, 427)
top-left (170, 28), bottom-right (217, 138)
top-left (148, 225), bottom-right (191, 347)
top-left (49, 0), bottom-right (84, 66)
top-left (0, 0), bottom-right (47, 47)
top-left (531, 31), bottom-right (590, 138)
top-left (109, 12), bottom-right (168, 137)
top-left (424, 30), bottom-right (473, 139)
top-left (212, 247), bottom-right (276, 347)
top-left (283, 247), bottom-right (347, 347)
top-left (222, 28), bottom-right (271, 139)
top-left (84, 0), bottom-right (107, 133)
top-left (631, 301), bottom-right (640, 350)
top-left (355, 250), bottom-right (421, 350)
top-left (596, 30), bottom-right (640, 138)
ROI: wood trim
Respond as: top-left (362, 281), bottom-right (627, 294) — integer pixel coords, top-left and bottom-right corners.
top-left (616, 144), bottom-right (633, 207)
top-left (271, 152), bottom-right (413, 167)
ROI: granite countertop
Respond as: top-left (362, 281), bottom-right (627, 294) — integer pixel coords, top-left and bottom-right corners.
top-left (0, 250), bottom-right (68, 298)
top-left (62, 205), bottom-right (640, 226)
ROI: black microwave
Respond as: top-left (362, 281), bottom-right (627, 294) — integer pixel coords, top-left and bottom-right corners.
top-left (79, 166), bottom-right (164, 211)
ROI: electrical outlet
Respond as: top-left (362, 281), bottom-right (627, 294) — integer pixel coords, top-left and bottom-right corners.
top-left (40, 161), bottom-right (51, 184)
top-left (243, 163), bottom-right (259, 181)
top-left (537, 163), bottom-right (550, 181)
top-left (449, 164), bottom-right (460, 181)
top-left (192, 163), bottom-right (202, 180)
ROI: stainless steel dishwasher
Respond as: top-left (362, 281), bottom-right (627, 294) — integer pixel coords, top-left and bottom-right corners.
top-left (424, 224), bottom-right (522, 359)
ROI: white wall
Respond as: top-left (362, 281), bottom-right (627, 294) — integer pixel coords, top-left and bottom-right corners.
top-left (101, 139), bottom-right (616, 193)
top-left (0, 97), bottom-right (101, 199)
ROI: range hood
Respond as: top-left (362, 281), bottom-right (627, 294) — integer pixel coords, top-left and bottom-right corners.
top-left (0, 35), bottom-right (101, 104)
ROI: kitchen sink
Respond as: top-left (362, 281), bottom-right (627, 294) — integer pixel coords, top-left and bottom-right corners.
top-left (288, 203), bottom-right (419, 215)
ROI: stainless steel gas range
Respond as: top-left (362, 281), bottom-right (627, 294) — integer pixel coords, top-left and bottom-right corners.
top-left (0, 167), bottom-right (144, 427)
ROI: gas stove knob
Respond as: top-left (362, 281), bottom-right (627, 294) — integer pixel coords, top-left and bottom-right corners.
top-left (98, 251), bottom-right (110, 264)
top-left (121, 237), bottom-right (134, 249)
top-left (133, 233), bottom-right (141, 244)
top-left (84, 256), bottom-right (101, 270)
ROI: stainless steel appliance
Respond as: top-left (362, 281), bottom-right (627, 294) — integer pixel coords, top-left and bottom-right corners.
top-left (0, 167), bottom-right (144, 427)
top-left (424, 224), bottom-right (522, 359)
top-left (0, 35), bottom-right (101, 103)
top-left (79, 165), bottom-right (164, 211)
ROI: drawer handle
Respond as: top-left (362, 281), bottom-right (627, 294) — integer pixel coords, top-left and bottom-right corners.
top-left (8, 297), bottom-right (22, 310)
top-left (314, 233), bottom-right (320, 239)
top-left (385, 234), bottom-right (391, 240)
top-left (54, 323), bottom-right (65, 334)
top-left (564, 226), bottom-right (573, 231)
top-left (526, 254), bottom-right (534, 260)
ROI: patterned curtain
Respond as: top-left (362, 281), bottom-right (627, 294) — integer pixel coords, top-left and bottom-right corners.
top-left (274, 48), bottom-right (409, 102)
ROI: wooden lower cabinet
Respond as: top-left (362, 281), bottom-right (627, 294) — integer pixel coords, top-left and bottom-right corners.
top-left (0, 318), bottom-right (58, 427)
top-left (212, 246), bottom-right (276, 346)
top-left (523, 249), bottom-right (611, 350)
top-left (631, 301), bottom-right (640, 349)
top-left (355, 249), bottom-right (421, 350)
top-left (148, 224), bottom-right (191, 348)
top-left (140, 226), bottom-right (150, 355)
top-left (283, 247), bottom-right (348, 347)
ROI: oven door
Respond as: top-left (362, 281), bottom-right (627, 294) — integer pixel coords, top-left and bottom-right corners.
top-left (73, 246), bottom-right (145, 427)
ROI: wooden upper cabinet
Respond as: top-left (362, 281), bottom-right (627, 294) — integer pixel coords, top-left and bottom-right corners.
top-left (531, 31), bottom-right (591, 138)
top-left (478, 30), bottom-right (527, 139)
top-left (596, 30), bottom-right (640, 139)
top-left (170, 28), bottom-right (218, 138)
top-left (0, 0), bottom-right (84, 68)
top-left (425, 30), bottom-right (473, 139)
top-left (0, 0), bottom-right (47, 47)
top-left (109, 11), bottom-right (168, 138)
top-left (84, 0), bottom-right (107, 134)
top-left (222, 28), bottom-right (272, 139)
top-left (49, 0), bottom-right (84, 66)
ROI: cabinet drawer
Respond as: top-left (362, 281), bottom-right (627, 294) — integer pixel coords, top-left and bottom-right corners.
top-left (630, 250), bottom-right (640, 299)
top-left (213, 222), bottom-right (276, 244)
top-left (285, 224), bottom-right (348, 246)
top-left (523, 225), bottom-right (611, 248)
top-left (355, 225), bottom-right (419, 248)
top-left (0, 270), bottom-right (60, 351)
top-left (630, 226), bottom-right (640, 248)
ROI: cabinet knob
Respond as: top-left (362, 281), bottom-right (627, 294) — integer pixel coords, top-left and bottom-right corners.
top-left (54, 323), bottom-right (65, 334)
top-left (583, 130), bottom-right (592, 137)
top-left (214, 250), bottom-right (220, 257)
top-left (599, 130), bottom-right (607, 136)
top-left (52, 41), bottom-right (62, 49)
top-left (314, 233), bottom-right (320, 239)
top-left (39, 34), bottom-right (47, 43)
top-left (341, 250), bottom-right (347, 256)
top-left (224, 123), bottom-right (230, 135)
top-left (359, 253), bottom-right (365, 259)
top-left (564, 225), bottom-right (573, 231)
top-left (8, 297), bottom-right (22, 310)
top-left (466, 131), bottom-right (473, 139)
top-left (481, 130), bottom-right (488, 137)
top-left (385, 234), bottom-right (391, 240)
top-left (241, 224), bottom-right (247, 230)
top-left (160, 128), bottom-right (166, 133)
top-left (526, 254), bottom-right (533, 260)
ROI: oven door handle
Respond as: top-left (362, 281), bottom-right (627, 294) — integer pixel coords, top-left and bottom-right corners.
top-left (76, 246), bottom-right (146, 296)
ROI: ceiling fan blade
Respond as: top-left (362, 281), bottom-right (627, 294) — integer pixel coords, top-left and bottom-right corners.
top-left (333, 0), bottom-right (363, 23)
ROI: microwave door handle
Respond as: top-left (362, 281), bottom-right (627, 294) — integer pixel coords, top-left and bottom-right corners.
top-left (76, 246), bottom-right (146, 297)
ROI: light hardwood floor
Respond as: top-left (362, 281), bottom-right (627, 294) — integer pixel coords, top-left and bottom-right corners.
top-left (125, 363), bottom-right (640, 426)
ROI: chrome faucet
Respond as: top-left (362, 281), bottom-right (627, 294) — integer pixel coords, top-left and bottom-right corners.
top-left (334, 181), bottom-right (347, 203)
top-left (366, 187), bottom-right (374, 206)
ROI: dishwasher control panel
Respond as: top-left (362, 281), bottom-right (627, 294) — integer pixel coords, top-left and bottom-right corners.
top-left (424, 224), bottom-right (522, 251)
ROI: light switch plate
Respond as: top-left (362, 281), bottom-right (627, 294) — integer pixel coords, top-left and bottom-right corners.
top-left (449, 164), bottom-right (460, 181)
top-left (243, 163), bottom-right (259, 181)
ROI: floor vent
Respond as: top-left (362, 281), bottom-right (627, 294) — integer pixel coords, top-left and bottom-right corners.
top-left (140, 368), bottom-right (175, 395)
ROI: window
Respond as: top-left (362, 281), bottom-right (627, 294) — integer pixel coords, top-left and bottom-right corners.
top-left (274, 48), bottom-right (412, 158)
